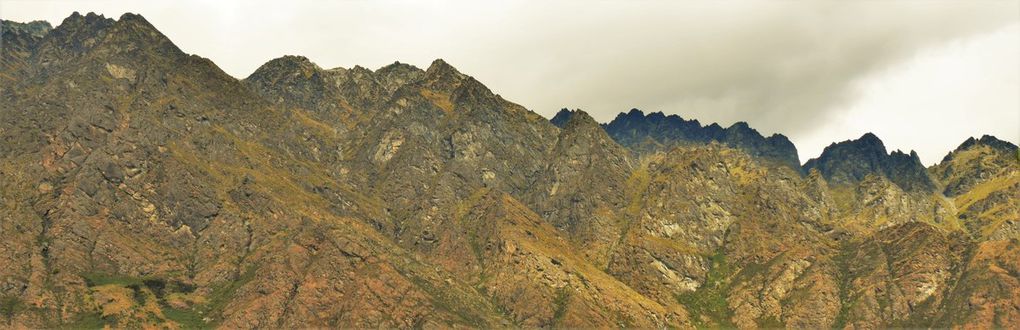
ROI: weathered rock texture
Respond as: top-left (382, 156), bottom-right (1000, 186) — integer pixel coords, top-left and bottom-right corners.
top-left (0, 13), bottom-right (1017, 329)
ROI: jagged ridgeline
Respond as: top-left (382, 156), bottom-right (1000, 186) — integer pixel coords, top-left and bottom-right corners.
top-left (1, 12), bottom-right (1018, 329)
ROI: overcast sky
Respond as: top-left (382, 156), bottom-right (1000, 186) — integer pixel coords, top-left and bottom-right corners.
top-left (3, 0), bottom-right (1018, 164)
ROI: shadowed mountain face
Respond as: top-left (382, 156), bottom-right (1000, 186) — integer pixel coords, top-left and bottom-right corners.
top-left (595, 108), bottom-right (802, 170)
top-left (1, 13), bottom-right (1017, 329)
top-left (803, 133), bottom-right (937, 192)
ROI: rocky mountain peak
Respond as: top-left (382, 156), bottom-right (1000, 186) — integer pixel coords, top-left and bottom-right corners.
top-left (728, 121), bottom-right (752, 131)
top-left (108, 13), bottom-right (184, 57)
top-left (886, 149), bottom-right (935, 191)
top-left (626, 108), bottom-right (644, 117)
top-left (424, 58), bottom-right (465, 80)
top-left (2, 19), bottom-right (53, 68)
top-left (101, 12), bottom-right (171, 45)
top-left (946, 134), bottom-right (1018, 160)
top-left (377, 60), bottom-right (415, 73)
top-left (857, 132), bottom-right (885, 150)
top-left (723, 122), bottom-right (759, 141)
top-left (242, 55), bottom-right (348, 114)
top-left (602, 108), bottom-right (800, 170)
top-left (418, 58), bottom-right (469, 97)
top-left (821, 133), bottom-right (888, 158)
top-left (932, 134), bottom-right (1018, 197)
top-left (559, 109), bottom-right (600, 131)
top-left (46, 11), bottom-right (115, 46)
top-left (804, 133), bottom-right (935, 191)
top-left (977, 134), bottom-right (1017, 150)
top-left (1, 19), bottom-right (53, 38)
top-left (374, 61), bottom-right (424, 93)
top-left (416, 58), bottom-right (504, 113)
top-left (245, 55), bottom-right (326, 92)
top-left (646, 111), bottom-right (667, 121)
top-left (37, 11), bottom-right (182, 63)
top-left (550, 108), bottom-right (575, 128)
top-left (62, 11), bottom-right (113, 26)
top-left (117, 12), bottom-right (149, 25)
top-left (375, 61), bottom-right (424, 79)
top-left (347, 64), bottom-right (374, 76)
top-left (251, 55), bottom-right (320, 77)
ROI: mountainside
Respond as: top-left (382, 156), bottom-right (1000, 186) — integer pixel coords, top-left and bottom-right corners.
top-left (1, 13), bottom-right (1017, 329)
top-left (930, 135), bottom-right (1019, 241)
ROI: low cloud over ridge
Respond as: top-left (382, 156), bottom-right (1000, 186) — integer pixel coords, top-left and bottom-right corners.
top-left (3, 0), bottom-right (1017, 163)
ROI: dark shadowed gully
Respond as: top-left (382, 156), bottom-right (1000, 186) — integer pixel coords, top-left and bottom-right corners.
top-left (1, 13), bottom-right (1017, 329)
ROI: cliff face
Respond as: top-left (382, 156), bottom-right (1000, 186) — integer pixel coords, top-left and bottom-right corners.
top-left (1, 12), bottom-right (1017, 329)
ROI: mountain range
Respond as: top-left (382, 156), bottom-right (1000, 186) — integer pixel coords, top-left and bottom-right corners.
top-left (1, 13), bottom-right (1018, 329)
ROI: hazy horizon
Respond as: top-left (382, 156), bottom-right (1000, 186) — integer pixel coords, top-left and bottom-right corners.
top-left (3, 0), bottom-right (1017, 165)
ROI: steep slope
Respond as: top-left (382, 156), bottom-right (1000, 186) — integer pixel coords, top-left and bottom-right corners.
top-left (601, 108), bottom-right (801, 170)
top-left (802, 133), bottom-right (958, 236)
top-left (934, 239), bottom-right (1020, 328)
top-left (602, 145), bottom-right (842, 328)
top-left (426, 189), bottom-right (689, 327)
top-left (932, 135), bottom-right (1018, 196)
top-left (527, 109), bottom-right (634, 265)
top-left (839, 222), bottom-right (968, 328)
top-left (923, 135), bottom-right (1019, 328)
top-left (830, 135), bottom-right (1018, 329)
top-left (353, 60), bottom-right (541, 241)
top-left (0, 13), bottom-right (503, 328)
top-left (0, 19), bottom-right (52, 85)
top-left (244, 56), bottom-right (681, 326)
top-left (1, 11), bottom-right (1018, 330)
top-left (930, 135), bottom-right (1019, 240)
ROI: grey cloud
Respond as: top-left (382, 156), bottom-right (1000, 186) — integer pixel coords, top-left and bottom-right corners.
top-left (448, 1), bottom-right (1018, 138)
top-left (2, 0), bottom-right (1016, 157)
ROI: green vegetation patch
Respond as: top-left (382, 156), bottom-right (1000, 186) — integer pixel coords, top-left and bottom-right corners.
top-left (551, 286), bottom-right (573, 326)
top-left (198, 265), bottom-right (258, 324)
top-left (831, 245), bottom-right (855, 329)
top-left (676, 251), bottom-right (735, 329)
top-left (59, 313), bottom-right (109, 330)
top-left (1, 295), bottom-right (26, 320)
top-left (78, 272), bottom-right (211, 328)
top-left (162, 306), bottom-right (208, 330)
